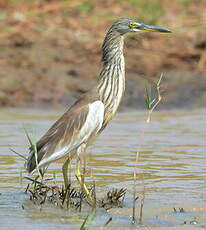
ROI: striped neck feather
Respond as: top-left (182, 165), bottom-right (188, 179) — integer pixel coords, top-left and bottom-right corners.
top-left (97, 32), bottom-right (125, 124)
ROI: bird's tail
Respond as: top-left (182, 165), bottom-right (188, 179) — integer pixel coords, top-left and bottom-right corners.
top-left (26, 151), bottom-right (37, 174)
top-left (10, 147), bottom-right (37, 174)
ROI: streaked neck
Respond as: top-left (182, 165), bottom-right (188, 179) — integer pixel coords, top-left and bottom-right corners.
top-left (97, 31), bottom-right (125, 126)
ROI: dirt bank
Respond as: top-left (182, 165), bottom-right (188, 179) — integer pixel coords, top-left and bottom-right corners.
top-left (0, 0), bottom-right (205, 109)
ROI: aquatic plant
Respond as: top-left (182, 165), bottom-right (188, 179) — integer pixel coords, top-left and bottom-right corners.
top-left (132, 73), bottom-right (164, 224)
top-left (11, 74), bottom-right (164, 228)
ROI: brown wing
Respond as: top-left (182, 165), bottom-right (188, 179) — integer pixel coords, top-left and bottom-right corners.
top-left (26, 100), bottom-right (90, 173)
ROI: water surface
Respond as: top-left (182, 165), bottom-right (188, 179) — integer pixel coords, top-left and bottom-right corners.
top-left (0, 108), bottom-right (206, 229)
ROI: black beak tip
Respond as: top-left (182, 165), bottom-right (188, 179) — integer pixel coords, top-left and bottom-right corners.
top-left (158, 28), bottom-right (172, 33)
top-left (164, 29), bottom-right (172, 33)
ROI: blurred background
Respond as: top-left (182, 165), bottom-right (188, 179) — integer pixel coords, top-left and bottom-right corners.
top-left (0, 0), bottom-right (205, 109)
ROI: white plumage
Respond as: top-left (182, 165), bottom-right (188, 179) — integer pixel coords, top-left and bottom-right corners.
top-left (37, 100), bottom-right (104, 168)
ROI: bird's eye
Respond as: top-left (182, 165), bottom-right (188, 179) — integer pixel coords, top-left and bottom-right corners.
top-left (129, 22), bottom-right (138, 28)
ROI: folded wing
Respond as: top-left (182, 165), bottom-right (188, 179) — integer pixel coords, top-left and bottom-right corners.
top-left (26, 100), bottom-right (104, 173)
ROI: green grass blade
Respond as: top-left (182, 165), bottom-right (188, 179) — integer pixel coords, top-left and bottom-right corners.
top-left (24, 176), bottom-right (43, 185)
top-left (156, 72), bottom-right (163, 88)
top-left (150, 98), bottom-right (156, 107)
top-left (24, 176), bottom-right (39, 183)
top-left (80, 209), bottom-right (96, 230)
top-left (10, 148), bottom-right (27, 161)
top-left (24, 128), bottom-right (42, 177)
top-left (145, 83), bottom-right (152, 110)
top-left (24, 128), bottom-right (33, 147)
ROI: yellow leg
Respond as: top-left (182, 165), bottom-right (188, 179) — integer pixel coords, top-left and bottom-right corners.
top-left (62, 157), bottom-right (71, 189)
top-left (75, 158), bottom-right (93, 201)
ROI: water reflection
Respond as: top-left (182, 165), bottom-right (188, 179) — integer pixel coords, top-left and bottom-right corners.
top-left (0, 108), bottom-right (206, 229)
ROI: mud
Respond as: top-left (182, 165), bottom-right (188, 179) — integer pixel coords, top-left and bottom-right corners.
top-left (0, 1), bottom-right (205, 109)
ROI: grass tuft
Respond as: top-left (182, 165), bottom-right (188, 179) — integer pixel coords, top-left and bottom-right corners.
top-left (132, 73), bottom-right (164, 224)
top-left (24, 128), bottom-right (42, 178)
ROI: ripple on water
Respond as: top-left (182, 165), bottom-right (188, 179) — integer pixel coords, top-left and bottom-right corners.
top-left (0, 108), bottom-right (206, 229)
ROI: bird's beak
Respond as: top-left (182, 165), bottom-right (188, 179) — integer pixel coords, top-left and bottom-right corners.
top-left (138, 23), bottom-right (171, 33)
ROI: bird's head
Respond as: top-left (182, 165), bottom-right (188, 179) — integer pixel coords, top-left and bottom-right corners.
top-left (110, 18), bottom-right (171, 35)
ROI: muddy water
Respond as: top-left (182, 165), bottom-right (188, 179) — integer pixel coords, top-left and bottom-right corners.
top-left (0, 108), bottom-right (206, 230)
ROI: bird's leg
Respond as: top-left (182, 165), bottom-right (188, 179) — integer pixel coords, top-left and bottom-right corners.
top-left (62, 157), bottom-right (71, 189)
top-left (75, 157), bottom-right (93, 201)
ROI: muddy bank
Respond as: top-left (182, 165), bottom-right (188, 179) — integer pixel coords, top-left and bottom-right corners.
top-left (0, 41), bottom-right (205, 109)
top-left (0, 0), bottom-right (206, 109)
top-left (122, 70), bottom-right (206, 110)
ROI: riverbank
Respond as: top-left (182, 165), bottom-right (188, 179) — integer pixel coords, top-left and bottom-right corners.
top-left (0, 0), bottom-right (205, 109)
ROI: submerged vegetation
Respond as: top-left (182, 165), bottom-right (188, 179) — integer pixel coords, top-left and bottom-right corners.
top-left (25, 175), bottom-right (126, 212)
top-left (21, 129), bottom-right (127, 210)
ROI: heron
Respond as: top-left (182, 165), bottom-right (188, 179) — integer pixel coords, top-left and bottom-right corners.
top-left (26, 18), bottom-right (171, 200)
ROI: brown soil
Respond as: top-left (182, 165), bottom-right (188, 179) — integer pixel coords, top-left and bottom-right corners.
top-left (0, 0), bottom-right (205, 109)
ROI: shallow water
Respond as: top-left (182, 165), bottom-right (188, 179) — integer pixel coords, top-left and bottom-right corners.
top-left (0, 108), bottom-right (206, 229)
